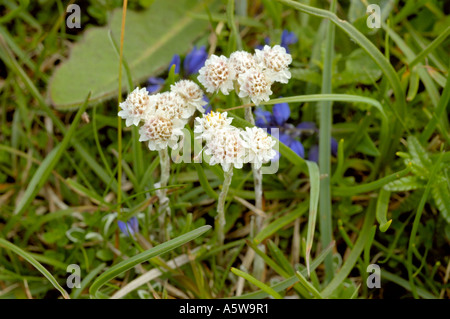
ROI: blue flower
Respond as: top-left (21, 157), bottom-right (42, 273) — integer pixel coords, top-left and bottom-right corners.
top-left (272, 101), bottom-right (290, 126)
top-left (254, 108), bottom-right (272, 128)
top-left (146, 77), bottom-right (165, 94)
top-left (296, 121), bottom-right (318, 133)
top-left (118, 216), bottom-right (139, 237)
top-left (255, 101), bottom-right (305, 159)
top-left (168, 54), bottom-right (181, 74)
top-left (280, 30), bottom-right (298, 53)
top-left (255, 100), bottom-right (338, 161)
top-left (184, 46), bottom-right (208, 76)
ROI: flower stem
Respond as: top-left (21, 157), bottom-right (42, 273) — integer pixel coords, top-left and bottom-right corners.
top-left (158, 148), bottom-right (171, 241)
top-left (243, 98), bottom-right (265, 279)
top-left (216, 166), bottom-right (234, 247)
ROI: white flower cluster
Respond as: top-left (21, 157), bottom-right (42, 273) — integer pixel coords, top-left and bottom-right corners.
top-left (198, 45), bottom-right (292, 105)
top-left (118, 80), bottom-right (206, 151)
top-left (195, 111), bottom-right (276, 170)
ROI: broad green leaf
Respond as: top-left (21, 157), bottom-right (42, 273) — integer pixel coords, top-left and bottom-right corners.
top-left (290, 68), bottom-right (322, 85)
top-left (49, 0), bottom-right (216, 109)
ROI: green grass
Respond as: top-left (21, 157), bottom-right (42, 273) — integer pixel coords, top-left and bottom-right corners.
top-left (0, 0), bottom-right (449, 299)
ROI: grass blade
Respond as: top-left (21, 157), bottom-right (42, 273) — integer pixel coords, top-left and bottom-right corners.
top-left (89, 225), bottom-right (211, 298)
top-left (253, 201), bottom-right (308, 244)
top-left (0, 238), bottom-right (69, 299)
top-left (231, 267), bottom-right (282, 299)
top-left (321, 202), bottom-right (376, 297)
top-left (376, 188), bottom-right (392, 232)
top-left (295, 271), bottom-right (323, 299)
top-left (305, 161), bottom-right (320, 276)
top-left (231, 241), bottom-right (335, 299)
top-left (4, 93), bottom-right (91, 234)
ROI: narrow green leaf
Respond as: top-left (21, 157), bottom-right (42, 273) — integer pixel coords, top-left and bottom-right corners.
top-left (194, 163), bottom-right (218, 199)
top-left (332, 166), bottom-right (411, 196)
top-left (321, 203), bottom-right (376, 297)
top-left (231, 267), bottom-right (282, 299)
top-left (376, 188), bottom-right (392, 232)
top-left (71, 263), bottom-right (106, 299)
top-left (383, 176), bottom-right (425, 192)
top-left (267, 240), bottom-right (295, 276)
top-left (89, 225), bottom-right (211, 298)
top-left (230, 241), bottom-right (335, 299)
top-left (0, 238), bottom-right (69, 299)
top-left (382, 271), bottom-right (436, 299)
top-left (4, 93), bottom-right (91, 234)
top-left (254, 201), bottom-right (309, 244)
top-left (258, 94), bottom-right (387, 119)
top-left (295, 271), bottom-right (323, 299)
top-left (305, 161), bottom-right (320, 276)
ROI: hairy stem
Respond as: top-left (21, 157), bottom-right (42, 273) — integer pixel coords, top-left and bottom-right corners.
top-left (158, 148), bottom-right (171, 240)
top-left (217, 167), bottom-right (234, 246)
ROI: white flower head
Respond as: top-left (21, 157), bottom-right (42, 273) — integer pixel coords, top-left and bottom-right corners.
top-left (194, 111), bottom-right (233, 141)
top-left (229, 51), bottom-right (258, 77)
top-left (118, 87), bottom-right (154, 127)
top-left (170, 80), bottom-right (207, 114)
top-left (138, 111), bottom-right (184, 151)
top-left (241, 127), bottom-right (276, 169)
top-left (151, 91), bottom-right (191, 121)
top-left (255, 45), bottom-right (292, 84)
top-left (237, 68), bottom-right (273, 106)
top-left (204, 127), bottom-right (246, 171)
top-left (198, 55), bottom-right (235, 95)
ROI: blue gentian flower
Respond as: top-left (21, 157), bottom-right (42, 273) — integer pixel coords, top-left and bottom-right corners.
top-left (146, 77), bottom-right (165, 94)
top-left (184, 46), bottom-right (208, 76)
top-left (118, 216), bottom-right (139, 237)
top-left (255, 101), bottom-right (305, 158)
top-left (280, 30), bottom-right (298, 53)
top-left (255, 101), bottom-right (338, 161)
top-left (272, 101), bottom-right (290, 126)
top-left (168, 54), bottom-right (181, 74)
